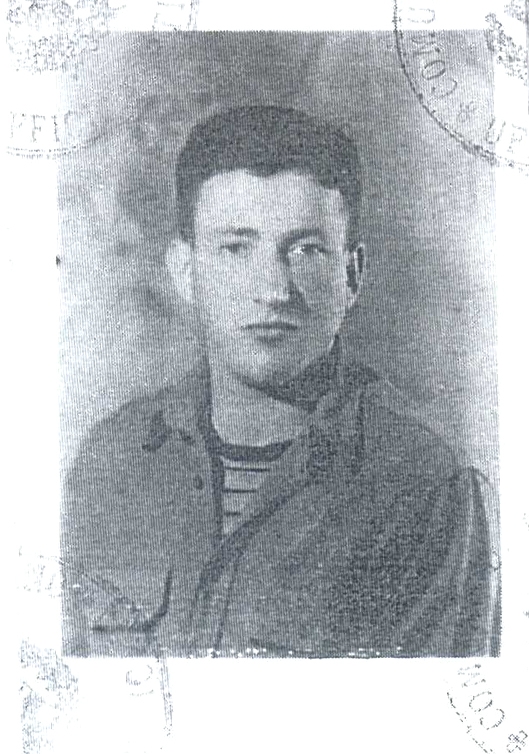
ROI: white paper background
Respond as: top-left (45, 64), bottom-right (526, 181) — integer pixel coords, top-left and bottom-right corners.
top-left (4, 1), bottom-right (528, 752)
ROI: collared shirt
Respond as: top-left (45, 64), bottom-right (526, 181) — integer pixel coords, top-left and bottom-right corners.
top-left (62, 342), bottom-right (500, 658)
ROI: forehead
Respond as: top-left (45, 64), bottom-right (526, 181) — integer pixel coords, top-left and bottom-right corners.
top-left (194, 169), bottom-right (348, 232)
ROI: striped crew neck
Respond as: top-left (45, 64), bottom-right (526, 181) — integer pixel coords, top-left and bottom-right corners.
top-left (211, 432), bottom-right (292, 536)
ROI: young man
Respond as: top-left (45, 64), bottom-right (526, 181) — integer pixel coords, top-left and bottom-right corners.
top-left (62, 106), bottom-right (499, 658)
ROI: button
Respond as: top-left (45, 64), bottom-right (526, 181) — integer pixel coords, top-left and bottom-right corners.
top-left (193, 474), bottom-right (205, 491)
top-left (177, 428), bottom-right (195, 445)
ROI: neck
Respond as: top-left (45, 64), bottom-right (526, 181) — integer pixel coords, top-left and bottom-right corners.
top-left (210, 368), bottom-right (310, 447)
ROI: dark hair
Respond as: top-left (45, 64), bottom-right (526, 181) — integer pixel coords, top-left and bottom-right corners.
top-left (175, 105), bottom-right (362, 244)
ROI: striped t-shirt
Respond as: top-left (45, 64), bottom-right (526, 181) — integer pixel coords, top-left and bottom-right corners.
top-left (214, 438), bottom-right (292, 536)
top-left (208, 341), bottom-right (339, 535)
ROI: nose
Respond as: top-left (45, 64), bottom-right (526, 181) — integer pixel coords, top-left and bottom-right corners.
top-left (252, 247), bottom-right (293, 306)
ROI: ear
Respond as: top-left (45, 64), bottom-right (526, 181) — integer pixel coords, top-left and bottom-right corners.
top-left (345, 242), bottom-right (365, 309)
top-left (166, 237), bottom-right (194, 304)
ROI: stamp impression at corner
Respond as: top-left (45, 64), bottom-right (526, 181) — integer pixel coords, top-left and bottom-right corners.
top-left (446, 662), bottom-right (529, 754)
top-left (7, 1), bottom-right (108, 157)
top-left (18, 550), bottom-right (173, 751)
top-left (393, 0), bottom-right (528, 173)
top-left (5, 0), bottom-right (199, 157)
top-left (7, 0), bottom-right (198, 74)
top-left (21, 640), bottom-right (79, 754)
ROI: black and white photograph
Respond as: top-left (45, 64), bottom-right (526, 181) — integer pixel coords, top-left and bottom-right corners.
top-left (7, 2), bottom-right (528, 751)
top-left (58, 31), bottom-right (501, 659)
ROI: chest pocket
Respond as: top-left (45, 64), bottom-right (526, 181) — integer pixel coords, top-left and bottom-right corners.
top-left (73, 565), bottom-right (174, 656)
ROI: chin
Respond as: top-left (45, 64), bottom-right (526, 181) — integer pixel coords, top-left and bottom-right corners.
top-left (233, 354), bottom-right (296, 390)
top-left (238, 350), bottom-right (314, 391)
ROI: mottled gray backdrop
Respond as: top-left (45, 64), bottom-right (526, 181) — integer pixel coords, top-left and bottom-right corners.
top-left (58, 32), bottom-right (497, 488)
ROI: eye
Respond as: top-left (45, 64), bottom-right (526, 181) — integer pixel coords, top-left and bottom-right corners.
top-left (289, 242), bottom-right (327, 258)
top-left (219, 242), bottom-right (248, 257)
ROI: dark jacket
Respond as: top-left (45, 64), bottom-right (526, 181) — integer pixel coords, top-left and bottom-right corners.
top-left (61, 353), bottom-right (500, 658)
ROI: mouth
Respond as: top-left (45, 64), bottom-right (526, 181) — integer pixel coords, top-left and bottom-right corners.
top-left (244, 321), bottom-right (300, 340)
top-left (245, 320), bottom-right (299, 332)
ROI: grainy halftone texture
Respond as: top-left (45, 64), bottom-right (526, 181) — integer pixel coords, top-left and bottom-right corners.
top-left (58, 32), bottom-right (497, 488)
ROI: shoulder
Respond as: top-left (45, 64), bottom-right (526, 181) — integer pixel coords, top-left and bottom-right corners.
top-left (338, 366), bottom-right (498, 558)
top-left (357, 372), bottom-right (463, 482)
top-left (342, 367), bottom-right (497, 545)
top-left (338, 365), bottom-right (497, 528)
top-left (67, 369), bottom-right (206, 479)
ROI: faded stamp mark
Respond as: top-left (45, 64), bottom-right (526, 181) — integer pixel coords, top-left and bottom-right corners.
top-left (447, 664), bottom-right (528, 754)
top-left (393, 1), bottom-right (528, 173)
top-left (19, 550), bottom-right (173, 747)
top-left (7, 0), bottom-right (118, 74)
top-left (152, 0), bottom-right (200, 31)
top-left (6, 1), bottom-right (199, 157)
top-left (21, 640), bottom-right (78, 754)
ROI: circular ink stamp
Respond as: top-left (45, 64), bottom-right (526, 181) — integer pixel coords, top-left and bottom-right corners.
top-left (446, 662), bottom-right (529, 754)
top-left (393, 1), bottom-right (528, 173)
top-left (445, 510), bottom-right (529, 753)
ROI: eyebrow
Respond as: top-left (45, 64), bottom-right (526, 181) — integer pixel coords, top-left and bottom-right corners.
top-left (216, 227), bottom-right (326, 242)
top-left (217, 227), bottom-right (259, 238)
top-left (282, 228), bottom-right (326, 245)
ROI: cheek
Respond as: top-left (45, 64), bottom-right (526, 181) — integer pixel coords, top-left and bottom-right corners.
top-left (297, 263), bottom-right (348, 310)
top-left (192, 267), bottom-right (245, 328)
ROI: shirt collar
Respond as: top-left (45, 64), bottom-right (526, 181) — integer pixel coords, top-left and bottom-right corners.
top-left (163, 333), bottom-right (374, 448)
top-left (257, 336), bottom-right (341, 413)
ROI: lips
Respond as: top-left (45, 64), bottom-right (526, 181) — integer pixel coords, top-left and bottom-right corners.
top-left (243, 321), bottom-right (300, 342)
top-left (245, 321), bottom-right (299, 332)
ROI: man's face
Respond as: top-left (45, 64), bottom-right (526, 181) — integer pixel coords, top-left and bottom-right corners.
top-left (189, 169), bottom-right (353, 389)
